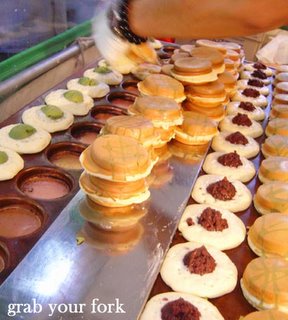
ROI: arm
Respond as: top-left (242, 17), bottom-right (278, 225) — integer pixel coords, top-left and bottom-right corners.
top-left (129, 0), bottom-right (288, 39)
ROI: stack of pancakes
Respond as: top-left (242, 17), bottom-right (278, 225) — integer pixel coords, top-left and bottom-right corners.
top-left (79, 134), bottom-right (154, 208)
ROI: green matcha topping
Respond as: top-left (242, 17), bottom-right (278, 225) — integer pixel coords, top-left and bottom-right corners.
top-left (93, 66), bottom-right (112, 74)
top-left (78, 77), bottom-right (98, 86)
top-left (9, 124), bottom-right (36, 140)
top-left (0, 151), bottom-right (8, 164)
top-left (41, 105), bottom-right (64, 120)
top-left (64, 90), bottom-right (84, 103)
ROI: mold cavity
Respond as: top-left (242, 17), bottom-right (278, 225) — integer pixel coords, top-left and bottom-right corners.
top-left (0, 196), bottom-right (46, 239)
top-left (121, 81), bottom-right (139, 94)
top-left (70, 122), bottom-right (103, 145)
top-left (46, 142), bottom-right (85, 170)
top-left (91, 105), bottom-right (127, 123)
top-left (107, 92), bottom-right (137, 109)
top-left (17, 167), bottom-right (73, 200)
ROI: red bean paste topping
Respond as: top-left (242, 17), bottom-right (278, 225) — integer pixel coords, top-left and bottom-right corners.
top-left (161, 298), bottom-right (201, 320)
top-left (225, 131), bottom-right (249, 145)
top-left (251, 69), bottom-right (267, 79)
top-left (198, 207), bottom-right (228, 231)
top-left (206, 177), bottom-right (236, 201)
top-left (186, 217), bottom-right (194, 226)
top-left (232, 113), bottom-right (252, 127)
top-left (217, 151), bottom-right (243, 168)
top-left (183, 246), bottom-right (216, 275)
top-left (247, 79), bottom-right (264, 88)
top-left (242, 88), bottom-right (260, 98)
top-left (239, 101), bottom-right (256, 112)
top-left (253, 62), bottom-right (267, 70)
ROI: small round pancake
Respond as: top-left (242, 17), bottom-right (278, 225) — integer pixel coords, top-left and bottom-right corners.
top-left (203, 151), bottom-right (255, 182)
top-left (185, 80), bottom-right (227, 106)
top-left (139, 292), bottom-right (224, 320)
top-left (0, 124), bottom-right (51, 154)
top-left (232, 90), bottom-right (268, 108)
top-left (237, 79), bottom-right (270, 96)
top-left (160, 242), bottom-right (237, 298)
top-left (0, 147), bottom-right (24, 181)
top-left (131, 63), bottom-right (161, 80)
top-left (266, 118), bottom-right (288, 137)
top-left (211, 131), bottom-right (260, 159)
top-left (270, 104), bottom-right (288, 119)
top-left (190, 47), bottom-right (225, 74)
top-left (258, 156), bottom-right (288, 184)
top-left (174, 111), bottom-right (218, 145)
top-left (45, 89), bottom-right (93, 116)
top-left (241, 256), bottom-right (288, 313)
top-left (219, 114), bottom-right (264, 138)
top-left (275, 72), bottom-right (288, 84)
top-left (66, 77), bottom-right (110, 98)
top-left (240, 70), bottom-right (271, 85)
top-left (178, 204), bottom-right (246, 250)
top-left (83, 66), bottom-right (123, 85)
top-left (22, 105), bottom-right (74, 133)
top-left (241, 309), bottom-right (288, 320)
top-left (137, 74), bottom-right (186, 103)
top-left (101, 115), bottom-right (161, 148)
top-left (79, 172), bottom-right (150, 207)
top-left (253, 181), bottom-right (288, 215)
top-left (226, 101), bottom-right (265, 121)
top-left (191, 174), bottom-right (252, 212)
top-left (171, 57), bottom-right (218, 84)
top-left (261, 135), bottom-right (288, 158)
top-left (80, 134), bottom-right (154, 182)
top-left (248, 213), bottom-right (288, 259)
top-left (128, 96), bottom-right (183, 129)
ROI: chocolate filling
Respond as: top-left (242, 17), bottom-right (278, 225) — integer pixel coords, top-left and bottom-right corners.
top-left (251, 69), bottom-right (267, 80)
top-left (183, 246), bottom-right (216, 275)
top-left (161, 298), bottom-right (201, 320)
top-left (217, 151), bottom-right (243, 168)
top-left (242, 88), bottom-right (260, 98)
top-left (225, 131), bottom-right (248, 145)
top-left (232, 113), bottom-right (252, 127)
top-left (253, 62), bottom-right (267, 70)
top-left (239, 101), bottom-right (256, 112)
top-left (206, 177), bottom-right (236, 201)
top-left (247, 79), bottom-right (264, 88)
top-left (186, 217), bottom-right (194, 226)
top-left (198, 207), bottom-right (228, 231)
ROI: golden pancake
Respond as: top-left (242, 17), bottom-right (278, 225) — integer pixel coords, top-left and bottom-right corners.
top-left (248, 213), bottom-right (288, 259)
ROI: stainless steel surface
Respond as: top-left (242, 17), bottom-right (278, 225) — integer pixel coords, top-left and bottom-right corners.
top-left (0, 153), bottom-right (206, 320)
top-left (0, 39), bottom-right (94, 100)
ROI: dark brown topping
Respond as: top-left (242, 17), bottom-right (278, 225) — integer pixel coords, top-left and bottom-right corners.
top-left (225, 131), bottom-right (249, 145)
top-left (186, 217), bottom-right (194, 226)
top-left (251, 69), bottom-right (267, 80)
top-left (161, 298), bottom-right (201, 320)
top-left (247, 79), bottom-right (264, 88)
top-left (239, 101), bottom-right (256, 112)
top-left (198, 207), bottom-right (228, 231)
top-left (232, 113), bottom-right (252, 127)
top-left (242, 88), bottom-right (260, 98)
top-left (253, 62), bottom-right (267, 70)
top-left (183, 246), bottom-right (216, 275)
top-left (217, 151), bottom-right (243, 168)
top-left (206, 177), bottom-right (236, 201)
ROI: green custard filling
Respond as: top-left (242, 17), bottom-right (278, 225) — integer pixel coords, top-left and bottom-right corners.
top-left (9, 124), bottom-right (36, 140)
top-left (0, 151), bottom-right (8, 164)
top-left (41, 105), bottom-right (64, 120)
top-left (93, 66), bottom-right (111, 74)
top-left (64, 90), bottom-right (84, 103)
top-left (78, 77), bottom-right (98, 86)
